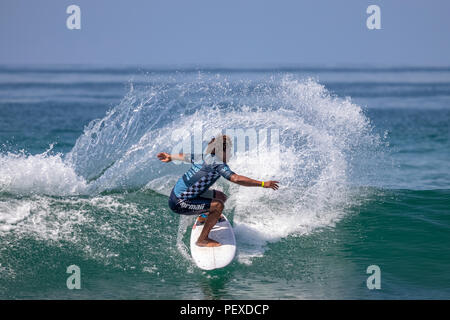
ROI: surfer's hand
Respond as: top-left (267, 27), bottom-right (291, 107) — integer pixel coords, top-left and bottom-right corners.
top-left (157, 152), bottom-right (171, 163)
top-left (264, 180), bottom-right (279, 190)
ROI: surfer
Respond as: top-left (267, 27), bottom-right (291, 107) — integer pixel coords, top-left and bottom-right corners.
top-left (157, 134), bottom-right (279, 247)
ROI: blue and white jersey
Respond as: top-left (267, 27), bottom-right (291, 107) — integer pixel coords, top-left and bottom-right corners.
top-left (173, 154), bottom-right (235, 199)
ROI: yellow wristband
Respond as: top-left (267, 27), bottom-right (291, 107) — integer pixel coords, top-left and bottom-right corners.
top-left (261, 181), bottom-right (265, 187)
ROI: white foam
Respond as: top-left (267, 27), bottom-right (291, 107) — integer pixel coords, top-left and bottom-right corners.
top-left (0, 151), bottom-right (88, 196)
top-left (0, 200), bottom-right (32, 232)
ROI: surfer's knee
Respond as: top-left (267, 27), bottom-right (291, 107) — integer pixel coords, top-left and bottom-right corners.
top-left (214, 190), bottom-right (228, 203)
top-left (210, 199), bottom-right (224, 213)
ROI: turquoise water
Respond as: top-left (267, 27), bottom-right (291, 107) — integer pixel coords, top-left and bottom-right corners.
top-left (0, 66), bottom-right (449, 299)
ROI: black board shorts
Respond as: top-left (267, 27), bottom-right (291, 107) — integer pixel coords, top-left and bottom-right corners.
top-left (168, 189), bottom-right (216, 215)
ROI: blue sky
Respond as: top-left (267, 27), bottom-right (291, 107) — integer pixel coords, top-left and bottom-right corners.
top-left (1, 0), bottom-right (450, 66)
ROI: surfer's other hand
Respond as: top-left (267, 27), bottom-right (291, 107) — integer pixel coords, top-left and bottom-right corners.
top-left (264, 180), bottom-right (279, 190)
top-left (157, 152), bottom-right (171, 162)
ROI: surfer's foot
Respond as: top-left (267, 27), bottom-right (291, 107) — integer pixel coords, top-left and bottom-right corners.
top-left (196, 238), bottom-right (221, 247)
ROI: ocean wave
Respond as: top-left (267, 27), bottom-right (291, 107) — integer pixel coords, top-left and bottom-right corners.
top-left (0, 75), bottom-right (383, 264)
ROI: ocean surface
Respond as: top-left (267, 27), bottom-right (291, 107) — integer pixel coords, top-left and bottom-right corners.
top-left (0, 66), bottom-right (449, 299)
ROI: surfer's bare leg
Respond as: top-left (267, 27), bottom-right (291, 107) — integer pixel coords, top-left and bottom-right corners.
top-left (214, 191), bottom-right (227, 219)
top-left (198, 191), bottom-right (227, 220)
top-left (196, 199), bottom-right (224, 247)
top-left (214, 191), bottom-right (228, 203)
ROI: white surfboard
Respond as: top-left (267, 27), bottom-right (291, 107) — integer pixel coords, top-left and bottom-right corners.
top-left (190, 214), bottom-right (236, 270)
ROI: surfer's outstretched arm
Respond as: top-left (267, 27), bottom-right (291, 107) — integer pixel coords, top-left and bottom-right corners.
top-left (229, 174), bottom-right (279, 190)
top-left (156, 152), bottom-right (190, 163)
